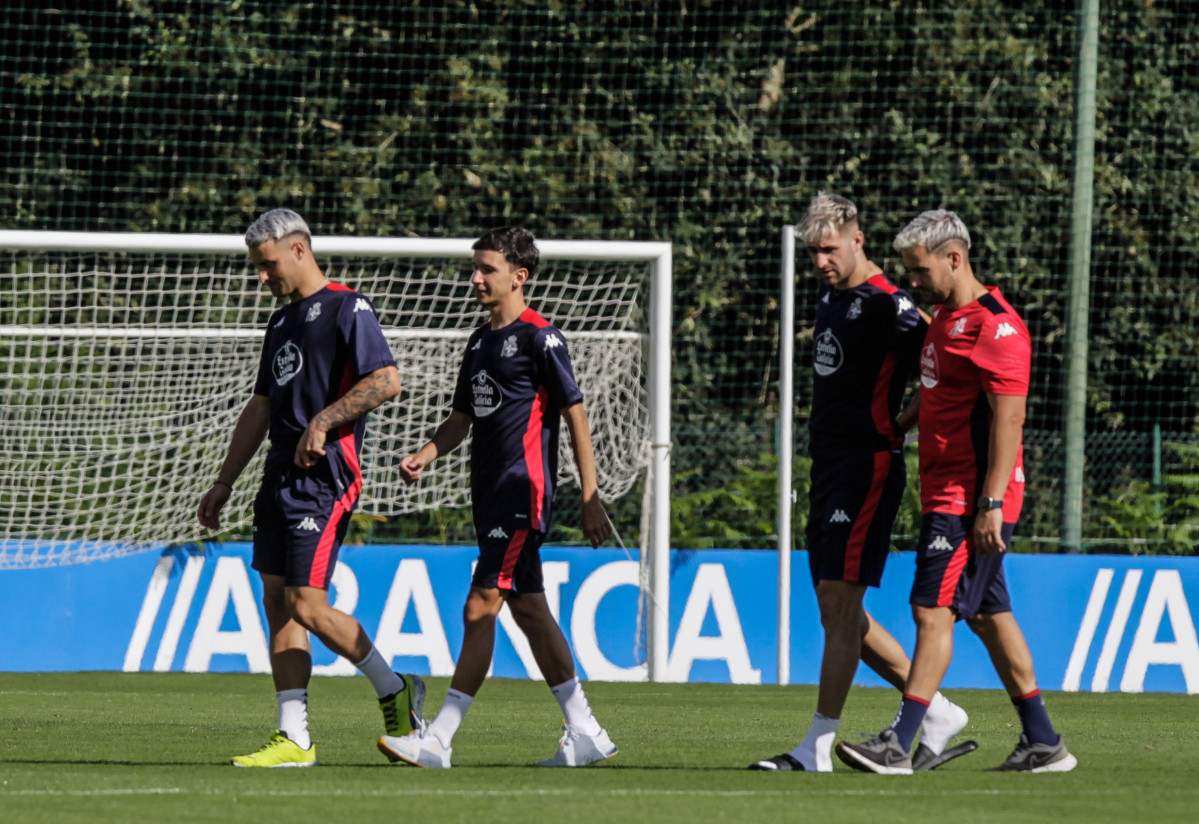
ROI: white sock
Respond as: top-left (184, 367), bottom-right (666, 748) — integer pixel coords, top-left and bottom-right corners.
top-left (550, 677), bottom-right (603, 736)
top-left (277, 688), bottom-right (311, 750)
top-left (354, 646), bottom-right (404, 699)
top-left (920, 691), bottom-right (968, 755)
top-left (426, 689), bottom-right (473, 748)
top-left (788, 712), bottom-right (839, 772)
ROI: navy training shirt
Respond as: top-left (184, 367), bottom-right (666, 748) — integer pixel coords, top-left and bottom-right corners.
top-left (253, 283), bottom-right (396, 464)
top-left (808, 273), bottom-right (926, 454)
top-left (451, 307), bottom-right (584, 534)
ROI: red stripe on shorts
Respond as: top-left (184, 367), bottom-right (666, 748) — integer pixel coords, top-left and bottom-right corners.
top-left (844, 450), bottom-right (891, 582)
top-left (497, 529), bottom-right (528, 590)
top-left (937, 537), bottom-right (971, 607)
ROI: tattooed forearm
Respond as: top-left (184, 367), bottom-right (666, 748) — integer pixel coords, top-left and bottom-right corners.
top-left (311, 367), bottom-right (401, 432)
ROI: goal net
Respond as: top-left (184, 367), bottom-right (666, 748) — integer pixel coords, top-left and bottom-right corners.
top-left (0, 232), bottom-right (669, 569)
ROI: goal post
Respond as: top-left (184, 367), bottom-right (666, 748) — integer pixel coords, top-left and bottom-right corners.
top-left (0, 229), bottom-right (673, 680)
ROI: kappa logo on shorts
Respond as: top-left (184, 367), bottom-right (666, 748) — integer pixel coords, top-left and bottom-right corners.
top-left (928, 535), bottom-right (955, 552)
top-left (829, 509), bottom-right (851, 523)
top-left (488, 526), bottom-right (509, 539)
top-left (297, 517), bottom-right (321, 532)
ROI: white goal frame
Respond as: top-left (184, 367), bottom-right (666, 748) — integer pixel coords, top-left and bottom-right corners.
top-left (0, 230), bottom-right (675, 682)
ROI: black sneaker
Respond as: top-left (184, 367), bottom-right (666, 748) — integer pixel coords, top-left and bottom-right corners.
top-left (748, 753), bottom-right (808, 771)
top-left (912, 739), bottom-right (979, 771)
top-left (835, 728), bottom-right (913, 775)
top-left (987, 734), bottom-right (1078, 773)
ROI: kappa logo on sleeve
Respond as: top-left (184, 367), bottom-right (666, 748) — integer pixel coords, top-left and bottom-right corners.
top-left (543, 334), bottom-right (565, 351)
top-left (995, 322), bottom-right (1018, 339)
top-left (897, 296), bottom-right (913, 314)
top-left (353, 298), bottom-right (372, 313)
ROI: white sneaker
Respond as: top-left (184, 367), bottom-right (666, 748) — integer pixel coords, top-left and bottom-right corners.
top-left (919, 695), bottom-right (969, 754)
top-left (536, 724), bottom-right (618, 767)
top-left (377, 727), bottom-right (452, 768)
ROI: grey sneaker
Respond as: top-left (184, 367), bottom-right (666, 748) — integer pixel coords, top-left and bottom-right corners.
top-left (912, 739), bottom-right (979, 771)
top-left (835, 728), bottom-right (913, 775)
top-left (987, 734), bottom-right (1078, 773)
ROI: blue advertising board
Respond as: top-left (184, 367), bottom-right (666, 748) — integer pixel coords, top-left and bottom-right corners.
top-left (2, 543), bottom-right (1197, 693)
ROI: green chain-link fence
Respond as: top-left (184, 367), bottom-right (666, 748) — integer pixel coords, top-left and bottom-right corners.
top-left (3, 1), bottom-right (1197, 554)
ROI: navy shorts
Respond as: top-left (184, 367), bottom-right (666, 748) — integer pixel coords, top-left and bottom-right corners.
top-left (910, 511), bottom-right (1014, 618)
top-left (471, 525), bottom-right (546, 595)
top-left (805, 448), bottom-right (906, 588)
top-left (252, 447), bottom-right (359, 590)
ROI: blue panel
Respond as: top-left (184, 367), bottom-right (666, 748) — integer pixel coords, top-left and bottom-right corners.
top-left (2, 543), bottom-right (1198, 693)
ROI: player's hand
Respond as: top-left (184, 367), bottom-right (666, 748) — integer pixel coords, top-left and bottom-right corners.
top-left (295, 424), bottom-right (327, 468)
top-left (399, 454), bottom-right (427, 484)
top-left (973, 508), bottom-right (1006, 555)
top-left (581, 496), bottom-right (611, 548)
top-left (197, 484), bottom-right (231, 531)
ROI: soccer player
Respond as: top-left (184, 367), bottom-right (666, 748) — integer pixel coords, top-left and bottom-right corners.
top-left (197, 208), bottom-right (425, 767)
top-left (835, 210), bottom-right (1077, 774)
top-left (751, 194), bottom-right (974, 774)
top-left (377, 225), bottom-right (616, 769)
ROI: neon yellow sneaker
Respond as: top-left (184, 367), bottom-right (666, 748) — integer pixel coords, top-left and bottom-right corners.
top-left (231, 731), bottom-right (317, 768)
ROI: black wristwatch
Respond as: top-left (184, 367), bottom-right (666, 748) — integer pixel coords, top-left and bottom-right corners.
top-left (976, 495), bottom-right (1004, 511)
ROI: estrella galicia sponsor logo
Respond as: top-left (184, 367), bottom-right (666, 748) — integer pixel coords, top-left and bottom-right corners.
top-left (305, 302), bottom-right (321, 322)
top-left (813, 328), bottom-right (844, 377)
top-left (920, 342), bottom-right (939, 389)
top-left (488, 526), bottom-right (509, 539)
top-left (502, 336), bottom-right (518, 358)
top-left (471, 370), bottom-right (502, 418)
top-left (928, 535), bottom-right (954, 552)
top-left (995, 322), bottom-right (1018, 339)
top-left (272, 340), bottom-right (303, 386)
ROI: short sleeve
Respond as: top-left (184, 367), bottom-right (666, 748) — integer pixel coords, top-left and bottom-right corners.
top-left (973, 315), bottom-right (1031, 396)
top-left (890, 289), bottom-right (928, 373)
top-left (535, 326), bottom-right (584, 411)
top-left (451, 333), bottom-right (477, 416)
top-left (341, 295), bottom-right (396, 378)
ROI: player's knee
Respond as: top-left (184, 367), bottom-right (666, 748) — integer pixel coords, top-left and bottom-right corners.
top-left (965, 612), bottom-right (995, 637)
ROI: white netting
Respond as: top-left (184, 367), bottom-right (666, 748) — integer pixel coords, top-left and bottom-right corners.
top-left (0, 237), bottom-right (658, 568)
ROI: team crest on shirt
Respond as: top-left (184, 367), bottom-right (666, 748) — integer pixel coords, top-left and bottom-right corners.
top-left (919, 341), bottom-right (939, 389)
top-left (813, 328), bottom-right (844, 377)
top-left (306, 302), bottom-right (322, 322)
top-left (272, 340), bottom-right (303, 386)
top-left (949, 317), bottom-right (967, 338)
top-left (847, 298), bottom-right (862, 320)
top-left (501, 336), bottom-right (518, 358)
top-left (471, 369), bottom-right (502, 418)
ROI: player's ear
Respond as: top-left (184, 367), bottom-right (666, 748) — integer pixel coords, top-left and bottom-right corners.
top-left (512, 266), bottom-right (530, 290)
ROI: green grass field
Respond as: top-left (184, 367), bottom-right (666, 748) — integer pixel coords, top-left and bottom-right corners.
top-left (1, 672), bottom-right (1194, 823)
